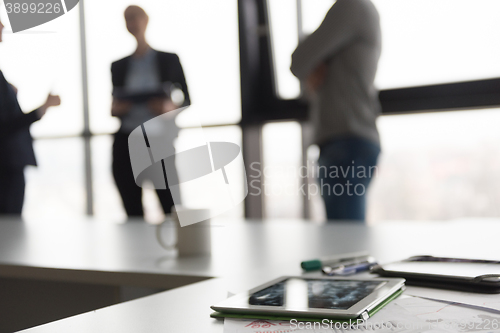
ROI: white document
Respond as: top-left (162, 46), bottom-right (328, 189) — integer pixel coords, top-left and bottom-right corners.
top-left (223, 296), bottom-right (500, 333)
top-left (223, 318), bottom-right (299, 333)
top-left (395, 296), bottom-right (500, 332)
top-left (405, 285), bottom-right (500, 313)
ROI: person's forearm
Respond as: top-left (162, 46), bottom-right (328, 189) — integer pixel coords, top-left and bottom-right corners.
top-left (36, 105), bottom-right (48, 118)
top-left (291, 0), bottom-right (358, 80)
top-left (111, 99), bottom-right (131, 117)
top-left (112, 108), bottom-right (130, 117)
top-left (111, 107), bottom-right (125, 117)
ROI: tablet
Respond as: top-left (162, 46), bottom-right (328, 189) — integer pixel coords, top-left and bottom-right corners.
top-left (372, 255), bottom-right (500, 293)
top-left (211, 276), bottom-right (405, 320)
top-left (113, 90), bottom-right (169, 104)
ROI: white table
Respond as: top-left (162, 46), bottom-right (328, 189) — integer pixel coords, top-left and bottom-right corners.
top-left (1, 217), bottom-right (499, 332)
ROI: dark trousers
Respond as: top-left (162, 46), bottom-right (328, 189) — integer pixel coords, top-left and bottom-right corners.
top-left (0, 167), bottom-right (25, 215)
top-left (112, 132), bottom-right (175, 217)
top-left (318, 137), bottom-right (380, 222)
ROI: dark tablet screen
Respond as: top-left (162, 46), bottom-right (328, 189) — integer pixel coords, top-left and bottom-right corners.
top-left (249, 279), bottom-right (384, 310)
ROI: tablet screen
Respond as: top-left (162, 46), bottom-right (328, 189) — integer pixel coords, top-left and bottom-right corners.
top-left (249, 279), bottom-right (384, 310)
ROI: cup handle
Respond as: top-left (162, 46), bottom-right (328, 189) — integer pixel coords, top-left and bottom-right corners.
top-left (155, 219), bottom-right (177, 251)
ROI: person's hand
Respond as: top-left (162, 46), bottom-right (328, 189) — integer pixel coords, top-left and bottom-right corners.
top-left (164, 99), bottom-right (177, 113)
top-left (148, 97), bottom-right (177, 116)
top-left (306, 62), bottom-right (328, 96)
top-left (37, 93), bottom-right (61, 118)
top-left (111, 98), bottom-right (132, 117)
top-left (44, 94), bottom-right (61, 108)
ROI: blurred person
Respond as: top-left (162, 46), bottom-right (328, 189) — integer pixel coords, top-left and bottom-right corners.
top-left (111, 5), bottom-right (190, 217)
top-left (0, 19), bottom-right (61, 214)
top-left (291, 0), bottom-right (381, 221)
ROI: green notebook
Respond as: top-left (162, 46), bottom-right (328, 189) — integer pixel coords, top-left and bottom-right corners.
top-left (211, 287), bottom-right (404, 323)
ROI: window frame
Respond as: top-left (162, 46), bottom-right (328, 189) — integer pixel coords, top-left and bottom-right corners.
top-left (29, 0), bottom-right (500, 218)
top-left (238, 0), bottom-right (500, 123)
top-left (237, 0), bottom-right (500, 219)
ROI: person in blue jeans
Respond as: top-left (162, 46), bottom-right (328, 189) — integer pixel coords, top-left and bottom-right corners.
top-left (317, 137), bottom-right (380, 221)
top-left (291, 0), bottom-right (382, 221)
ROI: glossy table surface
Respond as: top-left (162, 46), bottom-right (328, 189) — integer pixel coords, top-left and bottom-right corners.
top-left (1, 217), bottom-right (499, 332)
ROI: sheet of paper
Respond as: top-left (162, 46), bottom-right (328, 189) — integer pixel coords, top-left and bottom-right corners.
top-left (405, 286), bottom-right (500, 312)
top-left (223, 318), bottom-right (299, 333)
top-left (395, 296), bottom-right (500, 332)
top-left (223, 296), bottom-right (500, 333)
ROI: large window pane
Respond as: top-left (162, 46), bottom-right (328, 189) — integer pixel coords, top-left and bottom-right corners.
top-left (267, 0), bottom-right (300, 99)
top-left (300, 0), bottom-right (335, 35)
top-left (85, 0), bottom-right (241, 134)
top-left (176, 126), bottom-right (244, 219)
top-left (91, 135), bottom-right (127, 222)
top-left (262, 122), bottom-right (303, 218)
top-left (368, 109), bottom-right (500, 223)
top-left (268, 0), bottom-right (500, 98)
top-left (373, 0), bottom-right (500, 89)
top-left (261, 111), bottom-right (500, 222)
top-left (0, 6), bottom-right (83, 137)
top-left (24, 138), bottom-right (85, 219)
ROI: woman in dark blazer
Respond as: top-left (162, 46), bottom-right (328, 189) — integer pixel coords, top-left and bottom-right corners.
top-left (110, 6), bottom-right (190, 217)
top-left (0, 19), bottom-right (61, 214)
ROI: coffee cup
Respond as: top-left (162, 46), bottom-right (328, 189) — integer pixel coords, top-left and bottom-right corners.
top-left (156, 207), bottom-right (211, 257)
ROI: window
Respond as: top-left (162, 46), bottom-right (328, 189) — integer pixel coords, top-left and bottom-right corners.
top-left (84, 0), bottom-right (241, 133)
top-left (267, 0), bottom-right (336, 100)
top-left (0, 6), bottom-right (85, 218)
top-left (374, 0), bottom-right (500, 89)
top-left (268, 0), bottom-right (500, 98)
top-left (24, 138), bottom-right (85, 219)
top-left (262, 122), bottom-right (303, 218)
top-left (91, 135), bottom-right (126, 221)
top-left (264, 0), bottom-right (500, 222)
top-left (84, 1), bottom-right (243, 219)
top-left (177, 126), bottom-right (244, 219)
top-left (368, 108), bottom-right (500, 222)
top-left (267, 0), bottom-right (301, 100)
top-left (0, 7), bottom-right (83, 138)
top-left (1, 1), bottom-right (243, 220)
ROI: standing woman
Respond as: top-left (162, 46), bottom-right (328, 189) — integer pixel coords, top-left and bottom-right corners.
top-left (0, 19), bottom-right (61, 215)
top-left (111, 5), bottom-right (190, 217)
top-left (291, 0), bottom-right (381, 222)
